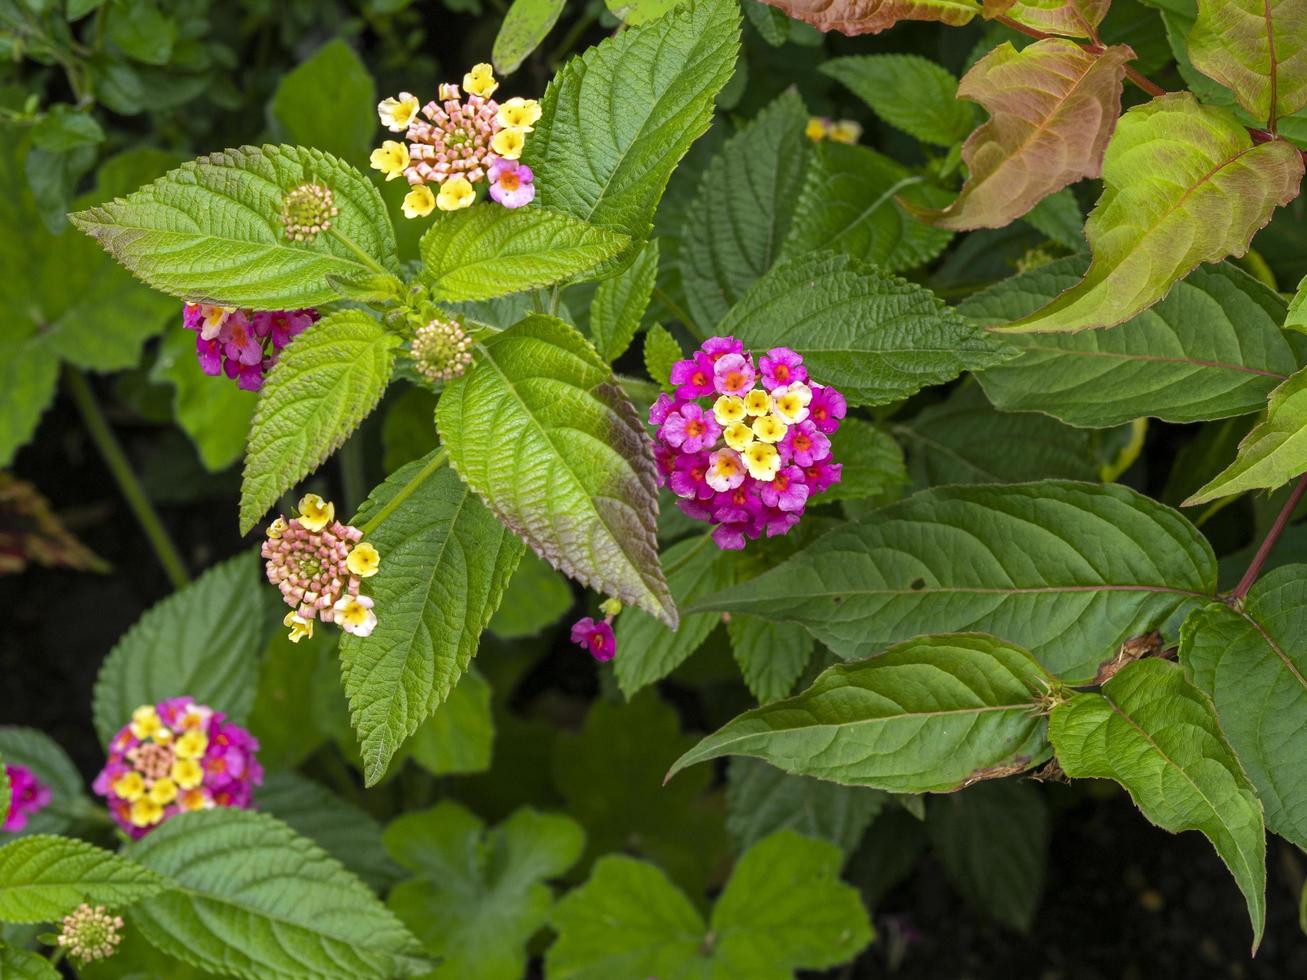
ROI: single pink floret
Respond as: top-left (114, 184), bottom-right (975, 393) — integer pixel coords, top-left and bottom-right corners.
top-left (2, 765), bottom-right (51, 832)
top-left (781, 421), bottom-right (830, 468)
top-left (660, 403), bottom-right (720, 453)
top-left (701, 336), bottom-right (743, 362)
top-left (670, 451), bottom-right (715, 500)
top-left (808, 383), bottom-right (846, 434)
top-left (713, 353), bottom-right (756, 397)
top-left (570, 617), bottom-right (616, 662)
top-left (488, 160), bottom-right (536, 208)
top-left (669, 353), bottom-right (717, 400)
top-left (759, 466), bottom-right (810, 513)
top-left (759, 347), bottom-right (807, 389)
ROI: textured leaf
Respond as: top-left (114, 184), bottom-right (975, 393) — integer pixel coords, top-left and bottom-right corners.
top-left (247, 630), bottom-right (332, 773)
top-left (1188, 0), bottom-right (1307, 122)
top-left (726, 758), bottom-right (886, 854)
top-left (906, 40), bottom-right (1131, 231)
top-left (493, 0), bottom-right (567, 74)
top-left (437, 315), bottom-right (676, 625)
top-left (691, 481), bottom-right (1217, 681)
top-left (820, 418), bottom-right (907, 503)
top-left (269, 40), bottom-right (376, 166)
top-left (488, 550), bottom-right (573, 638)
top-left (717, 251), bottom-right (1011, 407)
top-left (967, 258), bottom-right (1304, 427)
top-left (758, 0), bottom-right (979, 34)
top-left (125, 809), bottom-right (430, 980)
top-left (239, 311), bottom-right (398, 533)
top-left (1023, 187), bottom-right (1086, 249)
top-left (821, 54), bottom-right (973, 146)
top-left (0, 945), bottom-right (60, 980)
top-left (93, 552), bottom-right (263, 746)
top-left (0, 836), bottom-right (167, 922)
top-left (419, 206), bottom-right (630, 303)
top-left (1050, 659), bottom-right (1266, 950)
top-left (340, 456), bottom-right (523, 785)
top-left (1288, 272), bottom-right (1307, 330)
top-left (644, 324), bottom-right (683, 388)
top-left (784, 143), bottom-right (954, 272)
top-left (70, 144), bottom-right (400, 308)
top-left (1003, 94), bottom-right (1303, 332)
top-left (668, 634), bottom-right (1054, 790)
top-left (0, 338), bottom-right (58, 468)
top-left (982, 0), bottom-right (1110, 37)
top-left (1181, 565), bottom-right (1307, 850)
top-left (523, 0), bottom-right (741, 246)
top-left (681, 90), bottom-right (811, 330)
top-left (590, 239), bottom-right (659, 362)
top-left (0, 729), bottom-right (87, 837)
top-left (728, 616), bottom-right (816, 702)
top-left (385, 802), bottom-right (584, 980)
top-left (406, 668), bottom-right (496, 776)
top-left (745, 0), bottom-right (792, 43)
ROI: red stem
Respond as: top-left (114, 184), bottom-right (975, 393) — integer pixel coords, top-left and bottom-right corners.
top-left (1231, 472), bottom-right (1307, 602)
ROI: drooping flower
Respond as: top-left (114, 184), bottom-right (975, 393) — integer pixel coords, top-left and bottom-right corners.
top-left (403, 184), bottom-right (437, 219)
top-left (463, 63), bottom-right (499, 98)
top-left (57, 904), bottom-right (124, 965)
top-left (93, 698), bottom-right (261, 837)
top-left (378, 92), bottom-right (421, 132)
top-left (487, 160), bottom-right (535, 209)
top-left (497, 97), bottom-right (541, 131)
top-left (411, 318), bottom-right (474, 382)
top-left (370, 140), bottom-right (410, 181)
top-left (437, 176), bottom-right (476, 211)
top-left (279, 183), bottom-right (338, 242)
top-left (182, 303), bottom-right (319, 392)
top-left (296, 493), bottom-right (334, 532)
top-left (570, 616), bottom-right (616, 662)
top-left (2, 764), bottom-right (51, 832)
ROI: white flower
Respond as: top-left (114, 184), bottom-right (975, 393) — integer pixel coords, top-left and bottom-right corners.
top-left (333, 595), bottom-right (378, 637)
top-left (377, 92), bottom-right (420, 132)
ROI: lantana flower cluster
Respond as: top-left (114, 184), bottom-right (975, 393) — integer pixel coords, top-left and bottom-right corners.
top-left (805, 116), bottom-right (863, 144)
top-left (372, 63), bottom-right (539, 216)
top-left (2, 764), bottom-right (50, 832)
top-left (262, 494), bottom-right (381, 642)
top-left (651, 338), bottom-right (845, 550)
top-left (93, 698), bottom-right (261, 837)
top-left (182, 303), bottom-right (318, 392)
top-left (57, 904), bottom-right (124, 965)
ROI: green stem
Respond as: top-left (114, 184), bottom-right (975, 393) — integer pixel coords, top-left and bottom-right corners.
top-left (652, 288), bottom-right (700, 338)
top-left (358, 449), bottom-right (447, 536)
top-left (339, 436), bottom-right (367, 516)
top-left (48, 948), bottom-right (65, 968)
top-left (326, 226), bottom-right (393, 279)
top-left (64, 367), bottom-right (190, 589)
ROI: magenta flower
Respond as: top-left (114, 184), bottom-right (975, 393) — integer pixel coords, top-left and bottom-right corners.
top-left (803, 460), bottom-right (843, 494)
top-left (571, 617), bottom-right (616, 662)
top-left (713, 522), bottom-right (749, 550)
top-left (254, 310), bottom-right (314, 349)
top-left (765, 509), bottom-right (802, 537)
top-left (220, 312), bottom-right (263, 366)
top-left (670, 452), bottom-right (715, 500)
top-left (669, 354), bottom-right (716, 401)
top-left (196, 336), bottom-right (223, 376)
top-left (713, 353), bottom-right (756, 397)
top-left (648, 392), bottom-right (679, 426)
top-left (759, 347), bottom-right (807, 390)
top-left (487, 160), bottom-right (535, 208)
top-left (2, 765), bottom-right (51, 832)
top-left (701, 336), bottom-right (743, 362)
top-left (808, 383), bottom-right (847, 434)
top-left (653, 442), bottom-right (678, 489)
top-left (759, 466), bottom-right (810, 512)
top-left (182, 304), bottom-right (319, 392)
top-left (712, 481), bottom-right (763, 526)
top-left (781, 421), bottom-right (831, 468)
top-left (660, 403), bottom-right (720, 453)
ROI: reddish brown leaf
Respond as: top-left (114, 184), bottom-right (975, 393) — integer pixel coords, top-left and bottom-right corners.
top-left (982, 0), bottom-right (1110, 38)
top-left (759, 0), bottom-right (979, 35)
top-left (0, 474), bottom-right (108, 575)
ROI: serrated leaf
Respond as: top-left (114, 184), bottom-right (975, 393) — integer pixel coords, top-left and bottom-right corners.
top-left (384, 802), bottom-right (584, 980)
top-left (784, 142), bottom-right (954, 272)
top-left (691, 481), bottom-right (1217, 681)
top-left (726, 758), bottom-right (885, 854)
top-left (523, 0), bottom-right (742, 247)
top-left (820, 418), bottom-right (907, 503)
top-left (151, 327), bottom-right (256, 471)
top-left (716, 251), bottom-right (1011, 407)
top-left (967, 258), bottom-right (1304, 427)
top-left (93, 552), bottom-right (263, 746)
top-left (668, 633), bottom-right (1053, 790)
top-left (1188, 0), bottom-right (1307, 123)
top-left (820, 54), bottom-right (973, 146)
top-left (0, 944), bottom-right (60, 979)
top-left (437, 315), bottom-right (676, 625)
top-left (419, 206), bottom-right (630, 303)
top-left (239, 311), bottom-right (398, 532)
top-left (906, 40), bottom-right (1131, 231)
top-left (644, 324), bottom-right (683, 388)
top-left (493, 0), bottom-right (567, 74)
top-left (125, 809), bottom-right (430, 980)
top-left (728, 616), bottom-right (815, 702)
top-left (681, 89), bottom-right (811, 329)
top-left (1050, 659), bottom-right (1266, 950)
top-left (0, 836), bottom-right (167, 922)
top-left (590, 239), bottom-right (659, 362)
top-left (269, 40), bottom-right (377, 166)
top-left (340, 455), bottom-right (523, 785)
top-left (1003, 94), bottom-right (1303, 332)
top-left (982, 0), bottom-right (1110, 37)
top-left (70, 144), bottom-right (400, 308)
top-left (745, 0), bottom-right (792, 43)
top-left (758, 0), bottom-right (979, 33)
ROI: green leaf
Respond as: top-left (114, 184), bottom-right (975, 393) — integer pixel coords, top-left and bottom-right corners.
top-left (691, 481), bottom-right (1216, 681)
top-left (681, 90), bottom-right (810, 330)
top-left (418, 206), bottom-right (631, 303)
top-left (982, 0), bottom-right (1110, 37)
top-left (1188, 0), bottom-right (1307, 122)
top-left (784, 142), bottom-right (954, 273)
top-left (967, 258), bottom-right (1304, 427)
top-left (606, 0), bottom-right (684, 23)
top-left (493, 0), bottom-right (566, 74)
top-left (821, 54), bottom-right (973, 146)
top-left (406, 668), bottom-right (495, 776)
top-left (0, 836), bottom-right (167, 923)
top-left (0, 944), bottom-right (60, 979)
top-left (1181, 566), bottom-right (1307, 851)
top-left (339, 455), bottom-right (523, 785)
top-left (926, 781), bottom-right (1048, 931)
top-left (105, 0), bottom-right (175, 64)
top-left (590, 239), bottom-right (659, 363)
top-left (817, 418), bottom-right (907, 504)
top-left (384, 802), bottom-right (584, 980)
top-left (726, 758), bottom-right (886, 855)
top-left (728, 616), bottom-right (815, 702)
top-left (0, 338), bottom-right (58, 468)
top-left (1049, 659), bottom-right (1266, 950)
top-left (151, 327), bottom-right (256, 472)
top-left (70, 144), bottom-right (401, 309)
top-left (643, 323), bottom-right (682, 388)
top-left (269, 40), bottom-right (377, 166)
top-left (93, 552), bottom-right (263, 746)
top-left (437, 315), bottom-right (676, 624)
top-left (125, 809), bottom-right (430, 980)
top-left (488, 550), bottom-right (573, 638)
top-left (239, 311), bottom-right (398, 533)
top-left (247, 630), bottom-right (332, 773)
top-left (0, 729), bottom-right (87, 837)
top-left (547, 831), bottom-right (872, 979)
top-left (744, 0), bottom-right (791, 43)
top-left (718, 251), bottom-right (1010, 407)
top-left (1184, 368), bottom-right (1307, 504)
top-left (1022, 187), bottom-right (1086, 250)
top-left (1003, 94), bottom-right (1303, 332)
top-left (669, 633), bottom-right (1053, 791)
top-left (523, 0), bottom-right (742, 246)
top-left (761, 0), bottom-right (978, 32)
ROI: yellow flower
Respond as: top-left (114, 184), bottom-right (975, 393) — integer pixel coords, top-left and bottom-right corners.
top-left (437, 176), bottom-right (476, 211)
top-left (112, 771), bottom-right (145, 802)
top-left (752, 415), bottom-right (787, 444)
top-left (829, 119), bottom-right (863, 145)
top-left (333, 595), bottom-right (378, 638)
top-left (723, 422), bottom-right (755, 452)
top-left (129, 798), bottom-right (164, 828)
top-left (463, 63), bottom-right (499, 98)
top-left (149, 778), bottom-right (178, 806)
top-left (497, 97), bottom-right (541, 131)
top-left (377, 92), bottom-right (420, 132)
top-left (346, 542), bottom-right (381, 578)
top-left (151, 727), bottom-right (173, 745)
top-left (771, 382), bottom-right (812, 425)
top-left (744, 442), bottom-right (781, 481)
top-left (179, 788), bottom-right (210, 812)
top-left (805, 117), bottom-right (829, 142)
top-left (130, 705), bottom-right (161, 741)
top-left (713, 395), bottom-right (747, 426)
top-left (174, 729), bottom-right (208, 761)
top-left (598, 596), bottom-right (624, 617)
top-left (284, 611), bottom-right (314, 644)
top-left (266, 517), bottom-right (288, 539)
top-left (491, 127), bottom-right (526, 161)
top-left (199, 306), bottom-right (234, 341)
top-left (171, 758), bottom-right (204, 790)
top-left (297, 493), bottom-right (334, 532)
top-left (369, 140), bottom-right (410, 181)
top-left (743, 389), bottom-right (771, 417)
top-left (403, 184), bottom-right (437, 219)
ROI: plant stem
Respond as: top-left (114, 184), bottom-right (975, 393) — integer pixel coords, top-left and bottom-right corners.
top-left (1231, 471), bottom-right (1307, 601)
top-left (64, 367), bottom-right (190, 589)
top-left (358, 449), bottom-right (447, 536)
top-left (996, 16), bottom-right (1166, 97)
top-left (326, 226), bottom-right (393, 279)
top-left (338, 435), bottom-right (367, 516)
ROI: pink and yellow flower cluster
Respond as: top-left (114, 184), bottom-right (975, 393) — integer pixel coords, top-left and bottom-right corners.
top-left (651, 338), bottom-right (845, 550)
top-left (93, 698), bottom-right (261, 837)
top-left (2, 764), bottom-right (50, 832)
top-left (371, 64), bottom-right (539, 216)
top-left (182, 303), bottom-right (318, 392)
